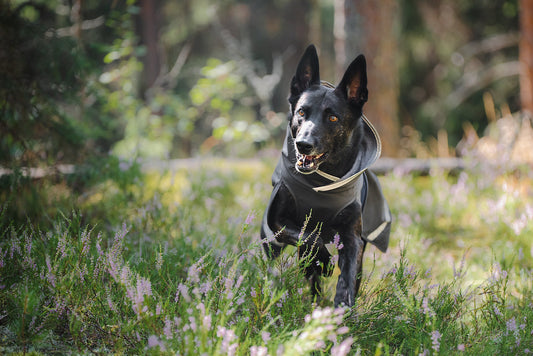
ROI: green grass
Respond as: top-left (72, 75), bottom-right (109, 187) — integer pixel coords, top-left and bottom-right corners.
top-left (0, 159), bottom-right (532, 355)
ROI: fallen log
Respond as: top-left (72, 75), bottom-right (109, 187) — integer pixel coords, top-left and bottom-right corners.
top-left (370, 157), bottom-right (466, 175)
top-left (0, 157), bottom-right (466, 179)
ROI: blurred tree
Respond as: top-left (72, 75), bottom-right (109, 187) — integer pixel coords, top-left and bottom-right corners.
top-left (1, 0), bottom-right (523, 164)
top-left (399, 0), bottom-right (519, 150)
top-left (520, 0), bottom-right (533, 114)
top-left (0, 0), bottom-right (146, 168)
top-left (339, 0), bottom-right (401, 156)
top-left (138, 0), bottom-right (162, 97)
top-left (0, 1), bottom-right (86, 167)
top-left (246, 0), bottom-right (311, 113)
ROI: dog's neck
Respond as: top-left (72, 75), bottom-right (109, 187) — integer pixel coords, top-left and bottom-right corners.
top-left (317, 121), bottom-right (364, 179)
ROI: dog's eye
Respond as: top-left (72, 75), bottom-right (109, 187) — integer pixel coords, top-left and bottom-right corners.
top-left (329, 115), bottom-right (339, 122)
top-left (297, 109), bottom-right (305, 117)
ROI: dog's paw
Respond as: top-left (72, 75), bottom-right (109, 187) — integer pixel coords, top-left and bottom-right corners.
top-left (334, 295), bottom-right (354, 308)
top-left (334, 280), bottom-right (355, 308)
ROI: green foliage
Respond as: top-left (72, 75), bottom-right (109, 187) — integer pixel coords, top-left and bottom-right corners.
top-left (1, 159), bottom-right (532, 354)
top-left (399, 0), bottom-right (519, 145)
top-left (190, 59), bottom-right (271, 155)
top-left (104, 15), bottom-right (270, 159)
top-left (0, 0), bottom-right (523, 168)
top-left (0, 1), bottom-right (86, 166)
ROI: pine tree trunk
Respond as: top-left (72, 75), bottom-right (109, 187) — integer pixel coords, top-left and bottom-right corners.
top-left (138, 0), bottom-right (161, 97)
top-left (340, 0), bottom-right (400, 156)
top-left (520, 0), bottom-right (533, 114)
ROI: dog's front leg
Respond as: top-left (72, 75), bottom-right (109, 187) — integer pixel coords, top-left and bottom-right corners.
top-left (333, 206), bottom-right (364, 308)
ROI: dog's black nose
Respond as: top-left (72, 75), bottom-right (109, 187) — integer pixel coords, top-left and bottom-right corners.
top-left (296, 139), bottom-right (314, 155)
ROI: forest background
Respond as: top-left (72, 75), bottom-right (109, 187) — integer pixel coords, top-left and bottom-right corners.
top-left (1, 0), bottom-right (525, 170)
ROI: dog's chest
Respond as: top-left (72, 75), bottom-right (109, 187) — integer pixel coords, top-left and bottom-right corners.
top-left (274, 147), bottom-right (365, 228)
top-left (290, 174), bottom-right (362, 225)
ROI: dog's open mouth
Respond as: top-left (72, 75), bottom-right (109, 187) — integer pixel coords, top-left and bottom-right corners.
top-left (296, 152), bottom-right (326, 173)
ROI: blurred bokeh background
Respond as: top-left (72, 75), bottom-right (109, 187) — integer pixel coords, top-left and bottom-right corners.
top-left (0, 0), bottom-right (529, 166)
top-left (2, 4), bottom-right (533, 352)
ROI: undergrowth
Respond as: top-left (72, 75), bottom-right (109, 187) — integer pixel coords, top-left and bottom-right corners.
top-left (0, 159), bottom-right (532, 354)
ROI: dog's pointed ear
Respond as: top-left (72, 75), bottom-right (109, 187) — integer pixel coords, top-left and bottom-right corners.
top-left (289, 45), bottom-right (320, 108)
top-left (335, 54), bottom-right (368, 107)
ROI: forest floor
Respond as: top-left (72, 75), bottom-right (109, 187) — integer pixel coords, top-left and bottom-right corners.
top-left (1, 158), bottom-right (532, 355)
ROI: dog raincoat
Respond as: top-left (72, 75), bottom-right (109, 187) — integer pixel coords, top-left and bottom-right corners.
top-left (262, 115), bottom-right (391, 253)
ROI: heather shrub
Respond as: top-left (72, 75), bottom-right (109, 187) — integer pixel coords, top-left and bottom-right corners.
top-left (1, 160), bottom-right (532, 354)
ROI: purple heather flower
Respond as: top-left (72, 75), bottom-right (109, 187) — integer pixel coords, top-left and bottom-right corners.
top-left (189, 316), bottom-right (197, 332)
top-left (250, 346), bottom-right (268, 356)
top-left (203, 314), bottom-right (212, 330)
top-left (235, 275), bottom-right (245, 290)
top-left (217, 326), bottom-right (238, 356)
top-left (107, 293), bottom-right (117, 312)
top-left (147, 335), bottom-right (166, 351)
top-left (199, 281), bottom-right (212, 295)
top-left (0, 247), bottom-right (5, 268)
top-left (81, 230), bottom-right (90, 256)
top-left (422, 297), bottom-right (432, 316)
top-left (24, 232), bottom-right (32, 255)
top-left (95, 233), bottom-right (103, 256)
top-left (107, 255), bottom-right (120, 280)
top-left (493, 305), bottom-right (504, 317)
top-left (45, 255), bottom-right (56, 288)
top-left (333, 233), bottom-right (340, 247)
top-left (330, 255), bottom-right (339, 266)
top-left (261, 331), bottom-right (270, 344)
top-left (128, 276), bottom-right (152, 315)
top-left (155, 252), bottom-right (163, 271)
top-left (163, 317), bottom-right (173, 338)
top-left (245, 211), bottom-right (256, 225)
top-left (176, 283), bottom-right (191, 303)
top-left (331, 337), bottom-right (353, 356)
top-left (506, 317), bottom-right (518, 334)
top-left (10, 238), bottom-right (19, 259)
top-left (78, 264), bottom-right (88, 282)
top-left (453, 253), bottom-right (467, 279)
top-left (120, 266), bottom-right (130, 286)
top-left (431, 330), bottom-right (441, 352)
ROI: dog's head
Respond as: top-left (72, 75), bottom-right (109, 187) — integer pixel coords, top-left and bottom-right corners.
top-left (288, 45), bottom-right (368, 175)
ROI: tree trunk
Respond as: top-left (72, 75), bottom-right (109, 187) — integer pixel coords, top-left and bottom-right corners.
top-left (138, 0), bottom-right (161, 98)
top-left (248, 0), bottom-right (310, 112)
top-left (520, 0), bottom-right (533, 114)
top-left (340, 0), bottom-right (400, 156)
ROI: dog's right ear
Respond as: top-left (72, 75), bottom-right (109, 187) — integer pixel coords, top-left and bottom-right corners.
top-left (335, 54), bottom-right (368, 108)
top-left (289, 45), bottom-right (320, 110)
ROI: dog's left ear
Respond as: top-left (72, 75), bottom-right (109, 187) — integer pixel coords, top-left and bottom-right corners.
top-left (289, 45), bottom-right (320, 109)
top-left (335, 54), bottom-right (368, 107)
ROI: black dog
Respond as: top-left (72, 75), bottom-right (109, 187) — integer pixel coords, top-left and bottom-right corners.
top-left (261, 45), bottom-right (391, 307)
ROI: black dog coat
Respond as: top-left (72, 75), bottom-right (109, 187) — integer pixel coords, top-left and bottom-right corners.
top-left (262, 115), bottom-right (391, 253)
